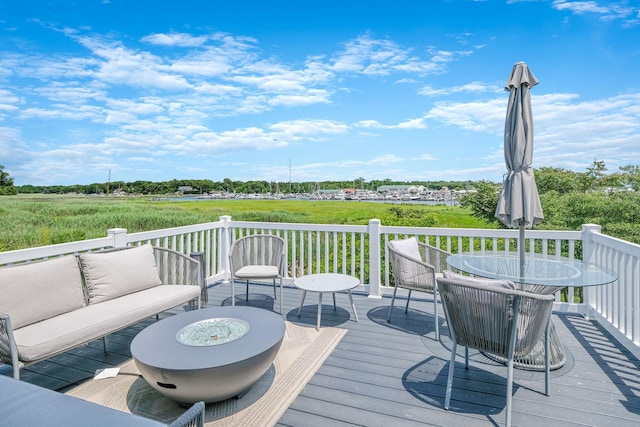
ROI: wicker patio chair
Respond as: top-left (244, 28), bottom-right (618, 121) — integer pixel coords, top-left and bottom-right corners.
top-left (229, 234), bottom-right (286, 313)
top-left (387, 237), bottom-right (450, 340)
top-left (437, 274), bottom-right (554, 427)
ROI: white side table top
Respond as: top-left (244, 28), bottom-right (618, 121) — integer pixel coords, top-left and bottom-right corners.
top-left (294, 273), bottom-right (360, 293)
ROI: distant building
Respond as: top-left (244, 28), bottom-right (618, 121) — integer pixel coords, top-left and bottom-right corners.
top-left (377, 185), bottom-right (425, 194)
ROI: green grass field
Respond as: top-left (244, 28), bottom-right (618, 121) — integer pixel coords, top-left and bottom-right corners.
top-left (0, 194), bottom-right (493, 252)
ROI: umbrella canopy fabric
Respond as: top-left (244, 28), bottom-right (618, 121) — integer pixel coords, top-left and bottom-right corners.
top-left (495, 62), bottom-right (543, 230)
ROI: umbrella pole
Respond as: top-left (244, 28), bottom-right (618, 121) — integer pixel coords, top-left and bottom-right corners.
top-left (519, 220), bottom-right (526, 287)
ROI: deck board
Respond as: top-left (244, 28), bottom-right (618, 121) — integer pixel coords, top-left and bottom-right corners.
top-left (3, 282), bottom-right (640, 427)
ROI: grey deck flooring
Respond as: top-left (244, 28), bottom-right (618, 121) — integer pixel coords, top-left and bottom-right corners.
top-left (4, 283), bottom-right (640, 427)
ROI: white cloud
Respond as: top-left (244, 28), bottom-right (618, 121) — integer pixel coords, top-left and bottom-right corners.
top-left (141, 32), bottom-right (209, 47)
top-left (106, 98), bottom-right (164, 115)
top-left (104, 110), bottom-right (137, 124)
top-left (354, 120), bottom-right (383, 128)
top-left (551, 1), bottom-right (638, 24)
top-left (270, 119), bottom-right (349, 136)
top-left (553, 1), bottom-right (610, 14)
top-left (426, 91), bottom-right (640, 173)
top-left (331, 35), bottom-right (469, 77)
top-left (77, 36), bottom-right (192, 90)
top-left (397, 118), bottom-right (427, 129)
top-left (269, 91), bottom-right (332, 107)
top-left (355, 117), bottom-right (427, 129)
top-left (426, 98), bottom-right (505, 133)
top-left (419, 81), bottom-right (500, 96)
top-left (369, 154), bottom-right (404, 165)
top-left (0, 90), bottom-right (21, 118)
top-left (21, 105), bottom-right (103, 121)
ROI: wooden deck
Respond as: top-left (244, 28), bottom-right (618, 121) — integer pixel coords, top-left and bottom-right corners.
top-left (4, 283), bottom-right (640, 427)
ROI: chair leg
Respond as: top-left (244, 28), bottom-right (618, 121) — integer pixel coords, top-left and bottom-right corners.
top-left (231, 277), bottom-right (236, 306)
top-left (245, 280), bottom-right (249, 301)
top-left (544, 325), bottom-right (550, 396)
top-left (505, 297), bottom-right (521, 427)
top-left (387, 286), bottom-right (399, 322)
top-left (444, 340), bottom-right (457, 410)
top-left (279, 276), bottom-right (283, 315)
top-left (433, 287), bottom-right (439, 341)
top-left (102, 336), bottom-right (108, 353)
top-left (506, 356), bottom-right (514, 427)
top-left (464, 346), bottom-right (469, 369)
top-left (404, 289), bottom-right (412, 313)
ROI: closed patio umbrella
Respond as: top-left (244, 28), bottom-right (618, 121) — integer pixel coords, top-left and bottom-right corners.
top-left (495, 62), bottom-right (543, 279)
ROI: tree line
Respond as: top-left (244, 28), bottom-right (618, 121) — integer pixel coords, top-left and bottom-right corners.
top-left (11, 175), bottom-right (472, 196)
top-left (460, 161), bottom-right (640, 244)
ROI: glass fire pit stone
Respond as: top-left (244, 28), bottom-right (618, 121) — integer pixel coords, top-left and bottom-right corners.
top-left (176, 318), bottom-right (250, 346)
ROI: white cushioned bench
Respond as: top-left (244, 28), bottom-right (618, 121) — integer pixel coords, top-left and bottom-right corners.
top-left (0, 244), bottom-right (202, 379)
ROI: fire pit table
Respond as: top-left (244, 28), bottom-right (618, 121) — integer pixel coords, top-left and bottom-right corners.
top-left (130, 306), bottom-right (285, 403)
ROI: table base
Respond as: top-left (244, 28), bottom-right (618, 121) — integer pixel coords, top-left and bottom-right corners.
top-left (298, 290), bottom-right (359, 331)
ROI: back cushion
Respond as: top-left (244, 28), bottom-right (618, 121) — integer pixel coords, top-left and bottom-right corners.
top-left (443, 270), bottom-right (516, 290)
top-left (389, 238), bottom-right (424, 283)
top-left (79, 244), bottom-right (162, 304)
top-left (0, 255), bottom-right (86, 329)
top-left (389, 237), bottom-right (421, 261)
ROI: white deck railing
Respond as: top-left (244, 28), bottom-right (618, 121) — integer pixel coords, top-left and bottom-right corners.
top-left (1, 217), bottom-right (639, 358)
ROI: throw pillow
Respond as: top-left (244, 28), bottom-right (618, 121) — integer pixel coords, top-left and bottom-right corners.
top-left (442, 270), bottom-right (516, 290)
top-left (80, 244), bottom-right (162, 304)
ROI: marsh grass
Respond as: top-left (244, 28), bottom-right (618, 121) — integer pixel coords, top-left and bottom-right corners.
top-left (0, 195), bottom-right (493, 251)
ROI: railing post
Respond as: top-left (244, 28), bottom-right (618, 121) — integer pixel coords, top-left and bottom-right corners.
top-left (582, 223), bottom-right (602, 317)
top-left (368, 219), bottom-right (382, 299)
top-left (220, 216), bottom-right (232, 282)
top-left (107, 228), bottom-right (128, 248)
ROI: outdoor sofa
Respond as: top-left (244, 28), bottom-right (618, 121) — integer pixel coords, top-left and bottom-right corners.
top-left (0, 244), bottom-right (202, 380)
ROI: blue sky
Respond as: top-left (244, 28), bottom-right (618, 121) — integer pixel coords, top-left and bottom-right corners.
top-left (1, 1), bottom-right (639, 186)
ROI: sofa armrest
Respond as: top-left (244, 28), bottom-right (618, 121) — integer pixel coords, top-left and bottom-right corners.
top-left (0, 312), bottom-right (21, 379)
top-left (152, 247), bottom-right (201, 287)
top-left (153, 247), bottom-right (204, 309)
top-left (168, 401), bottom-right (205, 427)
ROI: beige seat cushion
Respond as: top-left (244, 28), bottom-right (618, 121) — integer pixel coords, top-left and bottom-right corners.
top-left (14, 285), bottom-right (200, 362)
top-left (0, 255), bottom-right (85, 329)
top-left (235, 265), bottom-right (279, 279)
top-left (79, 244), bottom-right (162, 304)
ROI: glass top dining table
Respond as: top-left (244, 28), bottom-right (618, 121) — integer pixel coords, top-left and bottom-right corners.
top-left (446, 253), bottom-right (617, 292)
top-left (445, 253), bottom-right (618, 370)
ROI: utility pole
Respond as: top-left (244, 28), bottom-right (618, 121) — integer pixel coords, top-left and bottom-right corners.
top-left (106, 169), bottom-right (111, 195)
